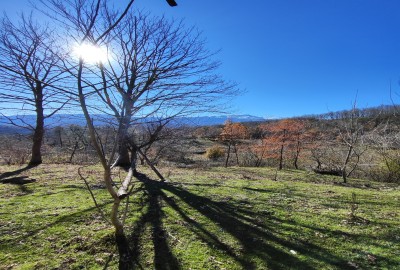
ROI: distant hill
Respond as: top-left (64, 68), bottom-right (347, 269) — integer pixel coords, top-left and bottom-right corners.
top-left (174, 115), bottom-right (265, 126)
top-left (302, 104), bottom-right (399, 120)
top-left (2, 104), bottom-right (398, 135)
top-left (0, 114), bottom-right (265, 134)
top-left (0, 125), bottom-right (30, 135)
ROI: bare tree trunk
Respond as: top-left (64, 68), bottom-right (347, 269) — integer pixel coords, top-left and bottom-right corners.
top-left (225, 143), bottom-right (231, 168)
top-left (278, 129), bottom-right (287, 170)
top-left (278, 144), bottom-right (284, 170)
top-left (293, 156), bottom-right (299, 169)
top-left (117, 148), bottom-right (131, 167)
top-left (116, 131), bottom-right (131, 168)
top-left (233, 143), bottom-right (240, 166)
top-left (29, 89), bottom-right (44, 166)
top-left (342, 145), bottom-right (353, 183)
top-left (110, 172), bottom-right (134, 269)
top-left (69, 141), bottom-right (79, 163)
top-left (115, 112), bottom-right (132, 168)
top-left (342, 168), bottom-right (347, 183)
top-left (316, 159), bottom-right (322, 170)
top-left (293, 140), bottom-right (301, 169)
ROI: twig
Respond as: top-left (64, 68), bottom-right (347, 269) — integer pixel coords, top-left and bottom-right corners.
top-left (167, 231), bottom-right (182, 243)
top-left (78, 166), bottom-right (111, 225)
top-left (137, 147), bottom-right (165, 181)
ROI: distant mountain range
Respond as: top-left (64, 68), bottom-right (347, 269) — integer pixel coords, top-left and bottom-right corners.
top-left (176, 115), bottom-right (266, 126)
top-left (0, 114), bottom-right (265, 134)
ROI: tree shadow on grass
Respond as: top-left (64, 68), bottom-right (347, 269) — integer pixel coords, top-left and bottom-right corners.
top-left (129, 174), bottom-right (181, 270)
top-left (129, 173), bottom-right (356, 270)
top-left (0, 176), bottom-right (36, 185)
top-left (0, 164), bottom-right (38, 180)
top-left (0, 201), bottom-right (113, 246)
top-left (0, 165), bottom-right (38, 195)
top-left (0, 175), bottom-right (36, 195)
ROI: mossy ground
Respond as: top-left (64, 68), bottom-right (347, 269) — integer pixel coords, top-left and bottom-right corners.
top-left (0, 164), bottom-right (399, 269)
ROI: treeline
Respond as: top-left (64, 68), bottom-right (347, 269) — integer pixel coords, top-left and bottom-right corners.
top-left (198, 104), bottom-right (400, 183)
top-left (306, 104), bottom-right (399, 122)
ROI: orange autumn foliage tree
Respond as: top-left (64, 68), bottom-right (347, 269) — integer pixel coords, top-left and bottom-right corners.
top-left (256, 119), bottom-right (307, 170)
top-left (219, 120), bottom-right (248, 167)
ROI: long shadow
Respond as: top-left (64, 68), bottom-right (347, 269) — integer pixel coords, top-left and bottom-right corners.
top-left (129, 173), bottom-right (181, 270)
top-left (131, 175), bottom-right (356, 270)
top-left (0, 176), bottom-right (36, 185)
top-left (0, 201), bottom-right (113, 247)
top-left (160, 182), bottom-right (313, 269)
top-left (1, 176), bottom-right (36, 195)
top-left (243, 186), bottom-right (274, 193)
top-left (175, 182), bottom-right (276, 195)
top-left (0, 164), bottom-right (37, 180)
top-left (159, 189), bottom-right (252, 268)
top-left (0, 165), bottom-right (39, 196)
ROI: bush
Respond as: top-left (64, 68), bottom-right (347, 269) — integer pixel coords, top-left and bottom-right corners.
top-left (370, 156), bottom-right (400, 183)
top-left (205, 146), bottom-right (225, 160)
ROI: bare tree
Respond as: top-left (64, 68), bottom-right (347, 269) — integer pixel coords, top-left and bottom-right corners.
top-left (41, 1), bottom-right (237, 268)
top-left (100, 12), bottom-right (237, 168)
top-left (0, 14), bottom-right (70, 166)
top-left (335, 102), bottom-right (368, 183)
top-left (66, 125), bottom-right (89, 162)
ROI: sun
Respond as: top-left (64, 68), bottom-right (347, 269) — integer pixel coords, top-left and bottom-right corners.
top-left (73, 43), bottom-right (108, 64)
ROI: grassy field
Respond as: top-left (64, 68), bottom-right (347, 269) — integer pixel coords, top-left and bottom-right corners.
top-left (0, 164), bottom-right (399, 270)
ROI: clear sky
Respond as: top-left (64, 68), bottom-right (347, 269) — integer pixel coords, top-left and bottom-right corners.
top-left (2, 0), bottom-right (400, 118)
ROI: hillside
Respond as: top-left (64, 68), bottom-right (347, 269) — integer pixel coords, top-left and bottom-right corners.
top-left (1, 104), bottom-right (398, 135)
top-left (0, 164), bottom-right (399, 269)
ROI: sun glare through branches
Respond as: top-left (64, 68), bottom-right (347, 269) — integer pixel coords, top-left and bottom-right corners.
top-left (73, 43), bottom-right (108, 64)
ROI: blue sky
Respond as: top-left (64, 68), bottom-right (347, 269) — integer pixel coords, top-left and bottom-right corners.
top-left (2, 0), bottom-right (400, 118)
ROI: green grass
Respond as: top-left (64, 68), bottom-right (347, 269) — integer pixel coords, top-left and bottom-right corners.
top-left (0, 164), bottom-right (399, 269)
